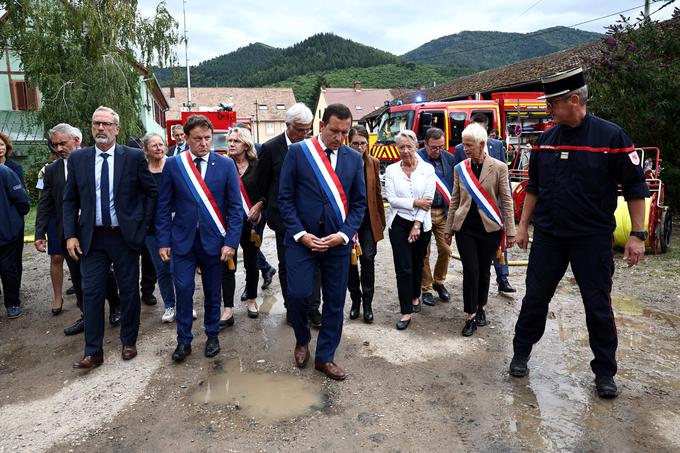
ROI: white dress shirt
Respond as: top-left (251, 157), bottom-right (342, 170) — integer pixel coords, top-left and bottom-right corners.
top-left (293, 136), bottom-right (347, 244)
top-left (384, 159), bottom-right (436, 232)
top-left (189, 151), bottom-right (208, 179)
top-left (95, 146), bottom-right (118, 226)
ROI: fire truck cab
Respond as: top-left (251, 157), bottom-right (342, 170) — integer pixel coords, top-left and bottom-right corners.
top-left (166, 110), bottom-right (250, 153)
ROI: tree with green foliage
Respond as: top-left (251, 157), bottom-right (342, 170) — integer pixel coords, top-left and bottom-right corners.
top-left (588, 9), bottom-right (680, 211)
top-left (0, 0), bottom-right (180, 144)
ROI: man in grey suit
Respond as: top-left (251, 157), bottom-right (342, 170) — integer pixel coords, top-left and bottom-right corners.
top-left (453, 113), bottom-right (515, 294)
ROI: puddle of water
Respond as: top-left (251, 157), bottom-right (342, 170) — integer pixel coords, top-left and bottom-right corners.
top-left (258, 293), bottom-right (286, 315)
top-left (191, 358), bottom-right (323, 421)
top-left (611, 293), bottom-right (643, 316)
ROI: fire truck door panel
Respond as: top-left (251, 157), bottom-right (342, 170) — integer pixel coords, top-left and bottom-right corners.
top-left (471, 110), bottom-right (495, 131)
top-left (449, 112), bottom-right (467, 147)
top-left (417, 111), bottom-right (445, 141)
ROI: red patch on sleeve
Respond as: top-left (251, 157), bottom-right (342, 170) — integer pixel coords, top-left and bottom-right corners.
top-left (628, 151), bottom-right (640, 166)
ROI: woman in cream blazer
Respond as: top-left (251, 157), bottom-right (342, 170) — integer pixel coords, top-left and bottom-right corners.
top-left (445, 123), bottom-right (516, 337)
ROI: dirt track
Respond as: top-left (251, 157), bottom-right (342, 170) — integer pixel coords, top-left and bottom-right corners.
top-left (1, 225), bottom-right (679, 452)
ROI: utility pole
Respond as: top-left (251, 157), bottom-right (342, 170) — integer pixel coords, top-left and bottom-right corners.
top-left (182, 0), bottom-right (193, 109)
top-left (644, 0), bottom-right (650, 19)
top-left (254, 101), bottom-right (260, 143)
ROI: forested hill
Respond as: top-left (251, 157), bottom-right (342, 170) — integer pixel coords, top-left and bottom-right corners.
top-left (402, 26), bottom-right (603, 68)
top-left (155, 33), bottom-right (398, 88)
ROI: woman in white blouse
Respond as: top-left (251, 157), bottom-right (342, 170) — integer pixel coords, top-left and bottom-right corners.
top-left (384, 129), bottom-right (436, 330)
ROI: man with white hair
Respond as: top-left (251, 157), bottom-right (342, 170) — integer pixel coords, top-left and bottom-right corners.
top-left (64, 107), bottom-right (157, 369)
top-left (257, 103), bottom-right (322, 325)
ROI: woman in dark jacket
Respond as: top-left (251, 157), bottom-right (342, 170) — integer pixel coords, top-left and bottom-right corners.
top-left (347, 126), bottom-right (386, 323)
top-left (220, 127), bottom-right (264, 326)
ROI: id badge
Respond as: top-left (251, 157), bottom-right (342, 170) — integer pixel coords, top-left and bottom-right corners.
top-left (560, 151), bottom-right (569, 160)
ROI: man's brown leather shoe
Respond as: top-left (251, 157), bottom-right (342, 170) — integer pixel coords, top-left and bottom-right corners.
top-left (314, 361), bottom-right (347, 380)
top-left (73, 354), bottom-right (104, 369)
top-left (294, 344), bottom-right (310, 368)
top-left (122, 345), bottom-right (137, 361)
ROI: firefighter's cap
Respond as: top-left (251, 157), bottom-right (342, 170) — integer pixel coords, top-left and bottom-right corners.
top-left (538, 67), bottom-right (586, 99)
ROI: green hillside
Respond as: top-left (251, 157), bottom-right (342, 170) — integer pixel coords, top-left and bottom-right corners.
top-left (402, 26), bottom-right (603, 68)
top-left (269, 62), bottom-right (473, 108)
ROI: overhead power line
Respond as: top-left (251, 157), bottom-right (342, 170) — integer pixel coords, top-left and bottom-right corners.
top-left (420, 0), bottom-right (671, 60)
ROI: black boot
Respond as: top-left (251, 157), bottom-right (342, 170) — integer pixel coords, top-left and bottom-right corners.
top-left (349, 299), bottom-right (361, 320)
top-left (362, 300), bottom-right (373, 324)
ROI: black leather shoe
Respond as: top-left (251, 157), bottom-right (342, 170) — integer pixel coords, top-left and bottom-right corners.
top-left (141, 293), bottom-right (157, 306)
top-left (396, 318), bottom-right (411, 330)
top-left (52, 299), bottom-right (64, 316)
top-left (240, 288), bottom-right (247, 302)
top-left (64, 317), bottom-right (85, 336)
top-left (412, 301), bottom-right (422, 313)
top-left (65, 285), bottom-right (76, 295)
top-left (498, 279), bottom-right (516, 293)
top-left (309, 309), bottom-right (322, 328)
top-left (476, 308), bottom-right (487, 327)
top-left (172, 343), bottom-right (191, 362)
top-left (349, 300), bottom-right (361, 320)
top-left (219, 316), bottom-right (235, 329)
top-left (205, 337), bottom-right (220, 357)
top-left (109, 310), bottom-right (121, 326)
top-left (462, 318), bottom-right (477, 336)
top-left (509, 355), bottom-right (529, 377)
top-left (421, 292), bottom-right (435, 306)
top-left (595, 376), bottom-right (619, 399)
top-left (432, 284), bottom-right (450, 301)
top-left (261, 267), bottom-right (276, 290)
top-left (363, 302), bottom-right (373, 324)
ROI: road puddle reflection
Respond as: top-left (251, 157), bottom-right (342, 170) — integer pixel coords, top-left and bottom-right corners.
top-left (191, 358), bottom-right (324, 421)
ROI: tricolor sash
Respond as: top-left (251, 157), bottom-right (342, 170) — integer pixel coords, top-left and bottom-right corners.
top-left (417, 150), bottom-right (451, 205)
top-left (299, 137), bottom-right (348, 224)
top-left (177, 151), bottom-right (227, 237)
top-left (455, 159), bottom-right (503, 227)
top-left (237, 175), bottom-right (252, 218)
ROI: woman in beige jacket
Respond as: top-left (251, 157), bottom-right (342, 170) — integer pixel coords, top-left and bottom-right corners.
top-left (445, 123), bottom-right (516, 336)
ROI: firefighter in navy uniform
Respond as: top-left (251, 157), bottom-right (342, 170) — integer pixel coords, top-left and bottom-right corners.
top-left (509, 67), bottom-right (649, 399)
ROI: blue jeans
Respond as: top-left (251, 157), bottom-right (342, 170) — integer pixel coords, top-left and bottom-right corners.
top-left (144, 234), bottom-right (176, 308)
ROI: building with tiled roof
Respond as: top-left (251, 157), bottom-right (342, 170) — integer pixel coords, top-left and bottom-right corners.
top-left (313, 82), bottom-right (396, 135)
top-left (163, 86), bottom-right (296, 143)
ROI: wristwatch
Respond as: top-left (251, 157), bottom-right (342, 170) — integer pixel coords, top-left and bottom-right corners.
top-left (630, 231), bottom-right (648, 241)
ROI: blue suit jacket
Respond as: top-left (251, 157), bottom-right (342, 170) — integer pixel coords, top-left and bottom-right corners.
top-left (0, 165), bottom-right (29, 246)
top-left (155, 152), bottom-right (243, 256)
top-left (278, 142), bottom-right (366, 256)
top-left (63, 145), bottom-right (158, 255)
top-left (453, 138), bottom-right (507, 165)
top-left (417, 148), bottom-right (455, 216)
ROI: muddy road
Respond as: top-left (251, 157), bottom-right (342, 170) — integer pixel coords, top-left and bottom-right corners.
top-left (1, 225), bottom-right (679, 452)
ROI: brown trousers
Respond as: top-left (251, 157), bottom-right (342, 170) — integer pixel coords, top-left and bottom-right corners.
top-left (422, 207), bottom-right (452, 292)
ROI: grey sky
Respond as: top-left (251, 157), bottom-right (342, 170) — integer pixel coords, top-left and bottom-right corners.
top-left (138, 0), bottom-right (676, 64)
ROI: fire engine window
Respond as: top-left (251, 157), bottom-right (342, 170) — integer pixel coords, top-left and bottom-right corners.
top-left (417, 111), bottom-right (445, 141)
top-left (471, 111), bottom-right (494, 131)
top-left (449, 112), bottom-right (466, 147)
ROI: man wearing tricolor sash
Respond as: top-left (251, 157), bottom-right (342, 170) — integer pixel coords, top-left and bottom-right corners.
top-left (156, 115), bottom-right (243, 363)
top-left (417, 127), bottom-right (456, 306)
top-left (278, 103), bottom-right (366, 380)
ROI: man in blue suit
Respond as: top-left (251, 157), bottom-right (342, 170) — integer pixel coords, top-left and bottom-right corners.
top-left (418, 127), bottom-right (456, 306)
top-left (64, 106), bottom-right (158, 369)
top-left (453, 113), bottom-right (516, 294)
top-left (279, 103), bottom-right (366, 380)
top-left (156, 114), bottom-right (243, 362)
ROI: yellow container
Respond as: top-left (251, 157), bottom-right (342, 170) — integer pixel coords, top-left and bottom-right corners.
top-left (613, 196), bottom-right (651, 248)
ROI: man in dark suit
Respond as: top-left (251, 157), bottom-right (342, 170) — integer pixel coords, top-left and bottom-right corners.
top-left (64, 106), bottom-right (158, 369)
top-left (156, 114), bottom-right (243, 362)
top-left (279, 103), bottom-right (366, 380)
top-left (166, 124), bottom-right (187, 156)
top-left (35, 123), bottom-right (121, 335)
top-left (454, 113), bottom-right (515, 294)
top-left (257, 103), bottom-right (325, 326)
top-left (418, 127), bottom-right (456, 306)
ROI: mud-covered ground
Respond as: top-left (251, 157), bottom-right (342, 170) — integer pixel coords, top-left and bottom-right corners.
top-left (1, 224), bottom-right (679, 452)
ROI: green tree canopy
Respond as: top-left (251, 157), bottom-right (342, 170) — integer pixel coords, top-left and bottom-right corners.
top-left (0, 0), bottom-right (180, 144)
top-left (588, 8), bottom-right (680, 210)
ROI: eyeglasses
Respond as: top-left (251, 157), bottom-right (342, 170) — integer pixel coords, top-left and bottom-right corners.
top-left (350, 142), bottom-right (368, 148)
top-left (545, 95), bottom-right (570, 108)
top-left (92, 121), bottom-right (117, 128)
top-left (428, 145), bottom-right (445, 152)
top-left (292, 127), bottom-right (311, 134)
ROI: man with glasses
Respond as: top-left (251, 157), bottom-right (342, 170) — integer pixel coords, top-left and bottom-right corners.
top-left (417, 127), bottom-right (456, 306)
top-left (64, 106), bottom-right (158, 370)
top-left (167, 124), bottom-right (187, 156)
top-left (509, 67), bottom-right (649, 399)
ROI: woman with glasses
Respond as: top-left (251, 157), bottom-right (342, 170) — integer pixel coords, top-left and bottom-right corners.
top-left (220, 127), bottom-right (264, 326)
top-left (384, 129), bottom-right (435, 330)
top-left (346, 126), bottom-right (385, 323)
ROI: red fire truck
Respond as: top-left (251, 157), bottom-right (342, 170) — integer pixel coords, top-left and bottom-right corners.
top-left (166, 110), bottom-right (253, 152)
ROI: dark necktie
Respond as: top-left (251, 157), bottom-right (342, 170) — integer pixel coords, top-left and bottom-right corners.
top-left (194, 157), bottom-right (203, 178)
top-left (325, 148), bottom-right (332, 163)
top-left (100, 153), bottom-right (111, 227)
